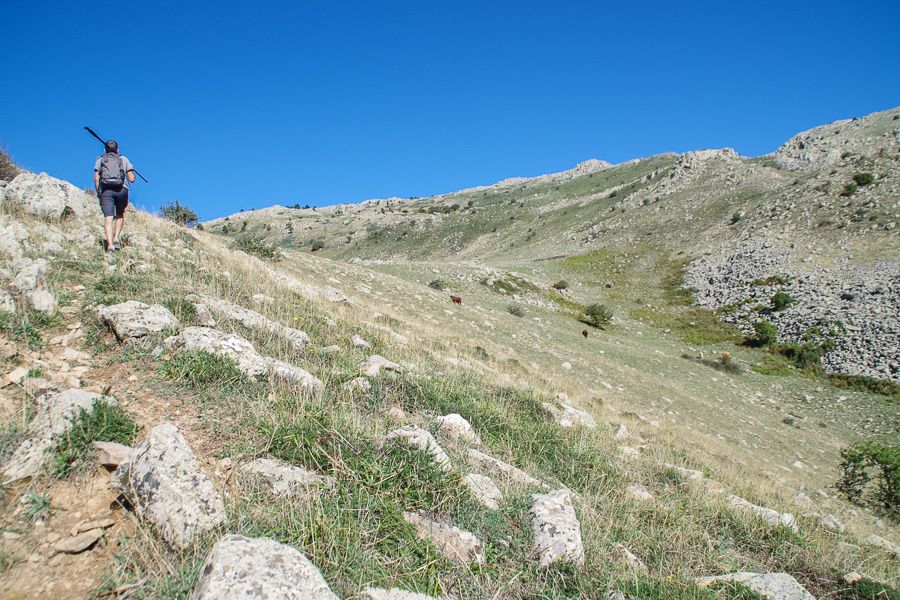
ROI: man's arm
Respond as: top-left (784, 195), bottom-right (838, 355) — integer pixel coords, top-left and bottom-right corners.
top-left (94, 171), bottom-right (100, 191)
top-left (127, 170), bottom-right (136, 183)
top-left (124, 157), bottom-right (136, 183)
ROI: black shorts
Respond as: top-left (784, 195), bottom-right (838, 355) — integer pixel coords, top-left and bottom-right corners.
top-left (99, 186), bottom-right (129, 218)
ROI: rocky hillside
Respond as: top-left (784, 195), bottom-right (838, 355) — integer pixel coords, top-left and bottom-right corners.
top-left (0, 113), bottom-right (898, 599)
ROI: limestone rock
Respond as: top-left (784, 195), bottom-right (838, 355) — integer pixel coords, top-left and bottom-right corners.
top-left (820, 514), bottom-right (846, 533)
top-left (193, 303), bottom-right (217, 327)
top-left (541, 401), bottom-right (597, 429)
top-left (185, 293), bottom-right (309, 349)
top-left (2, 388), bottom-right (115, 484)
top-left (0, 289), bottom-right (14, 312)
top-left (238, 457), bottom-right (335, 498)
top-left (467, 448), bottom-right (546, 488)
top-left (5, 172), bottom-right (94, 220)
top-left (530, 489), bottom-right (584, 567)
top-left (93, 440), bottom-right (132, 468)
top-left (361, 588), bottom-right (439, 600)
top-left (613, 424), bottom-right (629, 441)
top-left (351, 334), bottom-right (371, 349)
top-left (728, 495), bottom-right (797, 532)
top-left (625, 484), bottom-right (654, 502)
top-left (112, 423), bottom-right (226, 550)
top-left (10, 259), bottom-right (56, 313)
top-left (864, 534), bottom-right (900, 558)
top-left (165, 327), bottom-right (322, 392)
top-left (696, 572), bottom-right (815, 600)
top-left (384, 426), bottom-right (451, 471)
top-left (403, 511), bottom-right (485, 564)
top-left (98, 301), bottom-right (178, 344)
top-left (432, 413), bottom-right (480, 444)
top-left (361, 355), bottom-right (401, 377)
top-left (463, 473), bottom-right (502, 509)
top-left (52, 528), bottom-right (104, 554)
top-left (613, 543), bottom-right (647, 573)
top-left (619, 446), bottom-right (640, 461)
top-left (342, 377), bottom-right (371, 393)
top-left (191, 535), bottom-right (339, 599)
top-left (662, 463), bottom-right (704, 481)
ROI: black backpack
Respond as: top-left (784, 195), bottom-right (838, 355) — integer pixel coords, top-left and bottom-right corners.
top-left (99, 153), bottom-right (125, 188)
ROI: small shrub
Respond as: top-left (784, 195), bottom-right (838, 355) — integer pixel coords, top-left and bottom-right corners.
top-left (0, 547), bottom-right (18, 575)
top-left (160, 200), bottom-right (199, 227)
top-left (506, 304), bottom-right (525, 317)
top-left (747, 320), bottom-right (778, 347)
top-left (0, 148), bottom-right (20, 181)
top-left (51, 401), bottom-right (139, 477)
top-left (23, 492), bottom-right (53, 520)
top-left (428, 279), bottom-right (446, 291)
top-left (235, 237), bottom-right (282, 260)
top-left (772, 341), bottom-right (829, 370)
top-left (838, 440), bottom-right (899, 518)
top-left (311, 239), bottom-right (325, 252)
top-left (583, 303), bottom-right (613, 329)
top-left (852, 172), bottom-right (874, 186)
top-left (827, 373), bottom-right (900, 401)
top-left (841, 182), bottom-right (858, 196)
top-left (158, 350), bottom-right (249, 390)
top-left (771, 291), bottom-right (794, 311)
top-left (551, 280), bottom-right (569, 290)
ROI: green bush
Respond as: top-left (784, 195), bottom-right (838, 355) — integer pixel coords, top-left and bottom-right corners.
top-left (772, 341), bottom-right (830, 370)
top-left (311, 239), bottom-right (325, 252)
top-left (428, 279), bottom-right (446, 291)
top-left (842, 182), bottom-right (858, 196)
top-left (838, 440), bottom-right (899, 518)
top-left (0, 148), bottom-right (20, 181)
top-left (160, 200), bottom-right (199, 227)
top-left (583, 303), bottom-right (613, 329)
top-left (748, 320), bottom-right (778, 346)
top-left (827, 373), bottom-right (900, 401)
top-left (771, 291), bottom-right (794, 311)
top-left (551, 280), bottom-right (569, 290)
top-left (506, 304), bottom-right (525, 317)
top-left (235, 237), bottom-right (282, 260)
top-left (51, 401), bottom-right (139, 477)
top-left (852, 172), bottom-right (875, 186)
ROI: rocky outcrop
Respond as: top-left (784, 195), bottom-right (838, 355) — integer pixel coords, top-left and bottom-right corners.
top-left (403, 511), bottom-right (485, 564)
top-left (530, 489), bottom-right (584, 567)
top-left (238, 457), bottom-right (335, 498)
top-left (185, 293), bottom-right (309, 349)
top-left (697, 572), bottom-right (815, 600)
top-left (10, 259), bottom-right (56, 313)
top-left (462, 473), bottom-right (502, 509)
top-left (98, 301), bottom-right (178, 345)
top-left (112, 424), bottom-right (226, 550)
top-left (384, 426), bottom-right (451, 471)
top-left (432, 413), bottom-right (480, 443)
top-left (165, 327), bottom-right (322, 392)
top-left (467, 448), bottom-right (546, 488)
top-left (2, 388), bottom-right (115, 484)
top-left (4, 172), bottom-right (94, 220)
top-left (191, 535), bottom-right (339, 599)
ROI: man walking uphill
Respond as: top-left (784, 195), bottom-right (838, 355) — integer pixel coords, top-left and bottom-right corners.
top-left (94, 140), bottom-right (135, 252)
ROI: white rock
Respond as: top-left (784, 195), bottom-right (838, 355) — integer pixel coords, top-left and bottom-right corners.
top-left (613, 424), bottom-right (629, 441)
top-left (384, 426), bottom-right (451, 471)
top-left (432, 413), bottom-right (480, 443)
top-left (541, 401), bottom-right (597, 429)
top-left (530, 489), bottom-right (584, 567)
top-left (696, 572), bottom-right (815, 600)
top-left (0, 290), bottom-right (14, 312)
top-left (98, 301), bottom-right (178, 344)
top-left (10, 259), bottom-right (56, 314)
top-left (351, 334), bottom-right (371, 349)
top-left (625, 484), bottom-right (654, 502)
top-left (192, 303), bottom-right (217, 327)
top-left (864, 534), bottom-right (900, 558)
top-left (820, 514), bottom-right (846, 533)
top-left (342, 377), bottom-right (372, 393)
top-left (360, 355), bottom-right (401, 377)
top-left (467, 448), bottom-right (546, 488)
top-left (403, 511), bottom-right (485, 564)
top-left (728, 495), bottom-right (798, 532)
top-left (5, 172), bottom-right (94, 220)
top-left (190, 535), bottom-right (339, 599)
top-left (463, 473), bottom-right (503, 509)
top-left (238, 457), bottom-right (335, 498)
top-left (662, 463), bottom-right (704, 481)
top-left (361, 588), bottom-right (438, 600)
top-left (619, 446), bottom-right (640, 461)
top-left (613, 543), bottom-right (648, 573)
top-left (2, 389), bottom-right (115, 484)
top-left (185, 293), bottom-right (309, 349)
top-left (93, 440), bottom-right (132, 468)
top-left (113, 424), bottom-right (226, 550)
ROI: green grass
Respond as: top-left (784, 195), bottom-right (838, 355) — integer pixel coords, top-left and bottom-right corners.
top-left (157, 350), bottom-right (250, 391)
top-left (50, 401), bottom-right (139, 478)
top-left (22, 492), bottom-right (53, 520)
top-left (0, 547), bottom-right (19, 575)
top-left (827, 373), bottom-right (900, 403)
top-left (0, 309), bottom-right (60, 349)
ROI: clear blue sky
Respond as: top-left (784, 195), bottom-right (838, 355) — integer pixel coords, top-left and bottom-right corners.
top-left (2, 1), bottom-right (898, 219)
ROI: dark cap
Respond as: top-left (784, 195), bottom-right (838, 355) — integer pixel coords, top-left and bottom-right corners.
top-left (105, 140), bottom-right (118, 153)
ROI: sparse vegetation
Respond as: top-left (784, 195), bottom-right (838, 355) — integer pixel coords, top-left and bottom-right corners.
top-left (838, 440), bottom-right (899, 518)
top-left (747, 320), bottom-right (778, 347)
top-left (0, 148), bottom-right (20, 181)
top-left (551, 280), bottom-right (569, 290)
top-left (771, 291), bottom-right (794, 311)
top-left (158, 350), bottom-right (250, 390)
top-left (841, 182), bottom-right (858, 196)
top-left (852, 172), bottom-right (874, 186)
top-left (428, 279), bottom-right (446, 291)
top-left (235, 237), bottom-right (282, 260)
top-left (826, 373), bottom-right (900, 402)
top-left (506, 304), bottom-right (525, 317)
top-left (22, 492), bottom-right (53, 520)
top-left (50, 401), bottom-right (139, 477)
top-left (582, 303), bottom-right (613, 328)
top-left (311, 239), bottom-right (325, 252)
top-left (160, 200), bottom-right (200, 227)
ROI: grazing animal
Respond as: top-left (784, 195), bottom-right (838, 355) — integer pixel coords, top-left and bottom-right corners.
top-left (582, 329), bottom-right (588, 338)
top-left (450, 295), bottom-right (462, 305)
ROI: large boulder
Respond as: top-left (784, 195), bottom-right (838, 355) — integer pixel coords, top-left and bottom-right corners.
top-left (112, 423), bottom-right (226, 550)
top-left (190, 535), bottom-right (339, 599)
top-left (696, 572), bottom-right (815, 600)
top-left (98, 301), bottom-right (178, 345)
top-left (5, 172), bottom-right (94, 220)
top-left (2, 388), bottom-right (115, 484)
top-left (530, 489), bottom-right (584, 567)
top-left (165, 327), bottom-right (322, 392)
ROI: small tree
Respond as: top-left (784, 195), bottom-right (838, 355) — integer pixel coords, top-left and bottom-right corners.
top-left (771, 291), bottom-right (794, 311)
top-left (838, 440), bottom-right (899, 518)
top-left (852, 172), bottom-right (874, 186)
top-left (428, 279), bottom-right (446, 291)
top-left (583, 304), bottom-right (613, 329)
top-left (552, 280), bottom-right (569, 290)
top-left (161, 200), bottom-right (199, 227)
top-left (749, 320), bottom-right (778, 346)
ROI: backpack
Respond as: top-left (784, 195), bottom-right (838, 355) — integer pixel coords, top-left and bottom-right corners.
top-left (99, 153), bottom-right (125, 188)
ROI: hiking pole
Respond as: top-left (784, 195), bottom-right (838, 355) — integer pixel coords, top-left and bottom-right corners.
top-left (84, 126), bottom-right (149, 183)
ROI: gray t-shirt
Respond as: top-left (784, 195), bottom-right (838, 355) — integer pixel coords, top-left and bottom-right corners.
top-left (94, 154), bottom-right (134, 189)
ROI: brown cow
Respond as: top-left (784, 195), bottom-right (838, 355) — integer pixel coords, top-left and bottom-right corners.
top-left (582, 329), bottom-right (588, 338)
top-left (450, 295), bottom-right (462, 305)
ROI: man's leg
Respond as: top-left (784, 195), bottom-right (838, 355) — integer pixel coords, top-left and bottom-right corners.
top-left (113, 214), bottom-right (125, 243)
top-left (113, 191), bottom-right (128, 244)
top-left (104, 216), bottom-right (115, 251)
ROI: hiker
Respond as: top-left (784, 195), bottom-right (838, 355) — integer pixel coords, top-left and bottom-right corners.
top-left (94, 140), bottom-right (135, 252)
